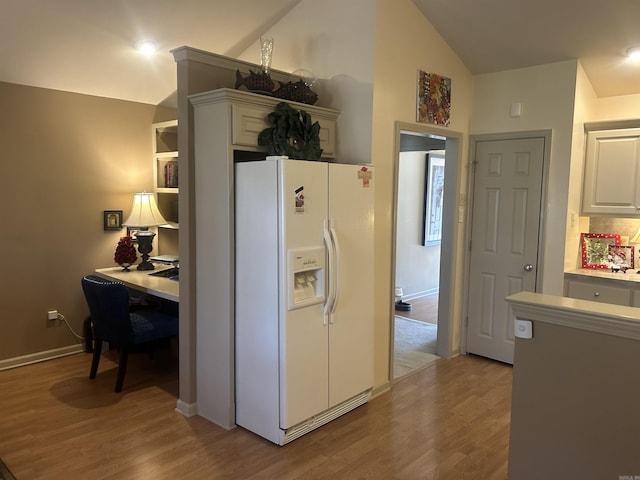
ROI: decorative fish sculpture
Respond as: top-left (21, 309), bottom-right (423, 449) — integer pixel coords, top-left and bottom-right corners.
top-left (273, 80), bottom-right (318, 105)
top-left (235, 69), bottom-right (275, 94)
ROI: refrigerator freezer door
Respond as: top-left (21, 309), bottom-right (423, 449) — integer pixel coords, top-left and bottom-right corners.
top-left (327, 164), bottom-right (374, 407)
top-left (278, 159), bottom-right (330, 428)
top-left (235, 160), bottom-right (281, 441)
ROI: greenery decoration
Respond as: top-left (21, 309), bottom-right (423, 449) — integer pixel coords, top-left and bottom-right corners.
top-left (258, 102), bottom-right (323, 160)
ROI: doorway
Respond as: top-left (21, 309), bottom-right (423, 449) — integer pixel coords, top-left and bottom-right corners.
top-left (391, 122), bottom-right (462, 380)
top-left (464, 132), bottom-right (549, 364)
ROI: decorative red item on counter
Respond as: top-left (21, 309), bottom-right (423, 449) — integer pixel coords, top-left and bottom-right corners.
top-left (114, 235), bottom-right (137, 271)
top-left (580, 232), bottom-right (621, 269)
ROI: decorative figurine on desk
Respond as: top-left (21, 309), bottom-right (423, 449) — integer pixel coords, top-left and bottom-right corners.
top-left (114, 235), bottom-right (137, 271)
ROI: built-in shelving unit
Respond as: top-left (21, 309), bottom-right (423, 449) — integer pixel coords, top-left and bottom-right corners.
top-left (189, 88), bottom-right (339, 426)
top-left (152, 120), bottom-right (179, 228)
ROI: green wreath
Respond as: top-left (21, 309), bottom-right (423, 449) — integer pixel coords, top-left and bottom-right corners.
top-left (258, 102), bottom-right (323, 160)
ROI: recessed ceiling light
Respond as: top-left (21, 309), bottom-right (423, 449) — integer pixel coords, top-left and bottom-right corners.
top-left (137, 40), bottom-right (157, 56)
top-left (625, 46), bottom-right (640, 61)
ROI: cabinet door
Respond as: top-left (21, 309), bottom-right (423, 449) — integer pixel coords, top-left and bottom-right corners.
top-left (631, 290), bottom-right (640, 307)
top-left (231, 103), bottom-right (336, 158)
top-left (565, 279), bottom-right (632, 306)
top-left (582, 129), bottom-right (640, 216)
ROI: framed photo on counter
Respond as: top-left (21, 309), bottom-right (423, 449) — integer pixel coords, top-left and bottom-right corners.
top-left (580, 232), bottom-right (620, 269)
top-left (608, 244), bottom-right (634, 269)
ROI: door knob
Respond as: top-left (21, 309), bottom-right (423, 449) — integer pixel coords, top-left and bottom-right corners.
top-left (524, 264), bottom-right (534, 272)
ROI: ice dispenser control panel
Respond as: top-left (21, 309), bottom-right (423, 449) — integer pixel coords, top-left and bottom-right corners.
top-left (287, 247), bottom-right (325, 310)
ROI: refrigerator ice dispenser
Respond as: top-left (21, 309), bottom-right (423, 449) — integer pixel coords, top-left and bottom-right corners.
top-left (287, 247), bottom-right (325, 310)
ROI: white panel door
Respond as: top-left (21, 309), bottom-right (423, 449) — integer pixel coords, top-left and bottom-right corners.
top-left (327, 163), bottom-right (374, 407)
top-left (466, 138), bottom-right (544, 364)
top-left (279, 159), bottom-right (329, 428)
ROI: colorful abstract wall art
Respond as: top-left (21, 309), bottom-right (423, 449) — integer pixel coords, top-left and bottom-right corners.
top-left (417, 70), bottom-right (451, 126)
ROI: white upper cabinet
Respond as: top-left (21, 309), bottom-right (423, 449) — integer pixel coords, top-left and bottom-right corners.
top-left (582, 128), bottom-right (640, 216)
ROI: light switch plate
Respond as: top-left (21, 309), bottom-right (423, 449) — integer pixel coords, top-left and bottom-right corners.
top-left (514, 319), bottom-right (533, 339)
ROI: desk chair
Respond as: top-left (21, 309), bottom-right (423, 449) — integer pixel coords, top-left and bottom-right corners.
top-left (81, 275), bottom-right (179, 392)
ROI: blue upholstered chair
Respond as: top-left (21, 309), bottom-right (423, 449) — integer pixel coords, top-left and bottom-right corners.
top-left (81, 275), bottom-right (179, 392)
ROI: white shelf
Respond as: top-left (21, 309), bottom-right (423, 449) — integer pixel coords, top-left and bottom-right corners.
top-left (159, 221), bottom-right (179, 230)
top-left (152, 120), bottom-right (179, 225)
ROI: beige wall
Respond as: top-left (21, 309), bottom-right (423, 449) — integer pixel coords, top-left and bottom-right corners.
top-left (509, 320), bottom-right (640, 478)
top-left (471, 60), bottom-right (578, 295)
top-left (596, 92), bottom-right (640, 120)
top-left (565, 62), bottom-right (598, 270)
top-left (372, 0), bottom-right (473, 377)
top-left (238, 0), bottom-right (474, 386)
top-left (238, 0), bottom-right (375, 166)
top-left (0, 81), bottom-right (174, 363)
top-left (395, 150), bottom-right (441, 297)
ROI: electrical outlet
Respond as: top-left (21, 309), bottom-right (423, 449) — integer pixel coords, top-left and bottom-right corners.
top-left (48, 310), bottom-right (58, 321)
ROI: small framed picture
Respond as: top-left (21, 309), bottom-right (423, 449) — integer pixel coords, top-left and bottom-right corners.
top-left (103, 210), bottom-right (123, 231)
top-left (423, 154), bottom-right (445, 246)
top-left (126, 227), bottom-right (140, 242)
top-left (608, 245), bottom-right (634, 269)
top-left (580, 233), bottom-right (621, 269)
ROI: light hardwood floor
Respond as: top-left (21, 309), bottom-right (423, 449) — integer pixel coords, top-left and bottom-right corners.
top-left (0, 349), bottom-right (511, 479)
top-left (397, 294), bottom-right (439, 325)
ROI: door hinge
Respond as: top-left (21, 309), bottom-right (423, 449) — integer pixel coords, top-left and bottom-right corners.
top-left (465, 316), bottom-right (469, 327)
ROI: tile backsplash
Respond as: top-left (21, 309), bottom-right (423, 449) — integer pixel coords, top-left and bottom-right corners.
top-left (589, 217), bottom-right (640, 244)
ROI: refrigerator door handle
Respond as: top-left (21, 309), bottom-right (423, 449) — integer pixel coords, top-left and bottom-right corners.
top-left (329, 220), bottom-right (340, 320)
top-left (322, 220), bottom-right (335, 324)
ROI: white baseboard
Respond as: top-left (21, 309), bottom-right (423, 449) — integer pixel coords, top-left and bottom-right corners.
top-left (403, 288), bottom-right (439, 301)
top-left (0, 344), bottom-right (85, 371)
top-left (175, 399), bottom-right (198, 417)
top-left (371, 381), bottom-right (391, 399)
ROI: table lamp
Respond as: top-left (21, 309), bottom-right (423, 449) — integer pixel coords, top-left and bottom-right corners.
top-left (123, 192), bottom-right (167, 270)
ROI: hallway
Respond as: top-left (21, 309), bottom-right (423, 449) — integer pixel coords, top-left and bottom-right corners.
top-left (393, 294), bottom-right (439, 378)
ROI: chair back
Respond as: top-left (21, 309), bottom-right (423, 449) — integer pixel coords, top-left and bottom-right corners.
top-left (81, 275), bottom-right (133, 346)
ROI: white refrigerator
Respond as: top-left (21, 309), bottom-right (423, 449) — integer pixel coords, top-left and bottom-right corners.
top-left (235, 156), bottom-right (374, 445)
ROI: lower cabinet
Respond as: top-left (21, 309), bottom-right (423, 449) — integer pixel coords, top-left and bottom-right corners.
top-left (632, 290), bottom-right (640, 307)
top-left (564, 274), bottom-right (639, 306)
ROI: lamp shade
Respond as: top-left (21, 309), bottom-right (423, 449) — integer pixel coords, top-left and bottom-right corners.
top-left (123, 192), bottom-right (167, 227)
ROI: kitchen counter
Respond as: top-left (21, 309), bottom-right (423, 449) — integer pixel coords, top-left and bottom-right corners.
top-left (565, 267), bottom-right (640, 285)
top-left (508, 290), bottom-right (640, 340)
top-left (506, 291), bottom-right (640, 479)
top-left (564, 268), bottom-right (640, 306)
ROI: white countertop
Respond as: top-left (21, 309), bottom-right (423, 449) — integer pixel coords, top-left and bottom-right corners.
top-left (506, 291), bottom-right (640, 340)
top-left (565, 268), bottom-right (640, 285)
top-left (94, 266), bottom-right (179, 302)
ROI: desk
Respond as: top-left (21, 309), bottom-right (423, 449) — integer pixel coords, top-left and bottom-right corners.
top-left (94, 266), bottom-right (179, 302)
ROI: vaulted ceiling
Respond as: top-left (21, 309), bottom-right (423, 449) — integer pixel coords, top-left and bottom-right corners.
top-left (412, 0), bottom-right (640, 98)
top-left (2, 0), bottom-right (640, 106)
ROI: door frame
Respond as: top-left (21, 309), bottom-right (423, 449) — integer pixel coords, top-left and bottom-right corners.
top-left (460, 130), bottom-right (552, 356)
top-left (390, 121), bottom-right (463, 377)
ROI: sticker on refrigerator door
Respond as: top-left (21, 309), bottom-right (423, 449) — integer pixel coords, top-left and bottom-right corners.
top-left (295, 186), bottom-right (305, 213)
top-left (358, 166), bottom-right (372, 188)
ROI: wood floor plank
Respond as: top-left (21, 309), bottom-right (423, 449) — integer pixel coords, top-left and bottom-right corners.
top-left (0, 351), bottom-right (511, 479)
top-left (397, 294), bottom-right (439, 324)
